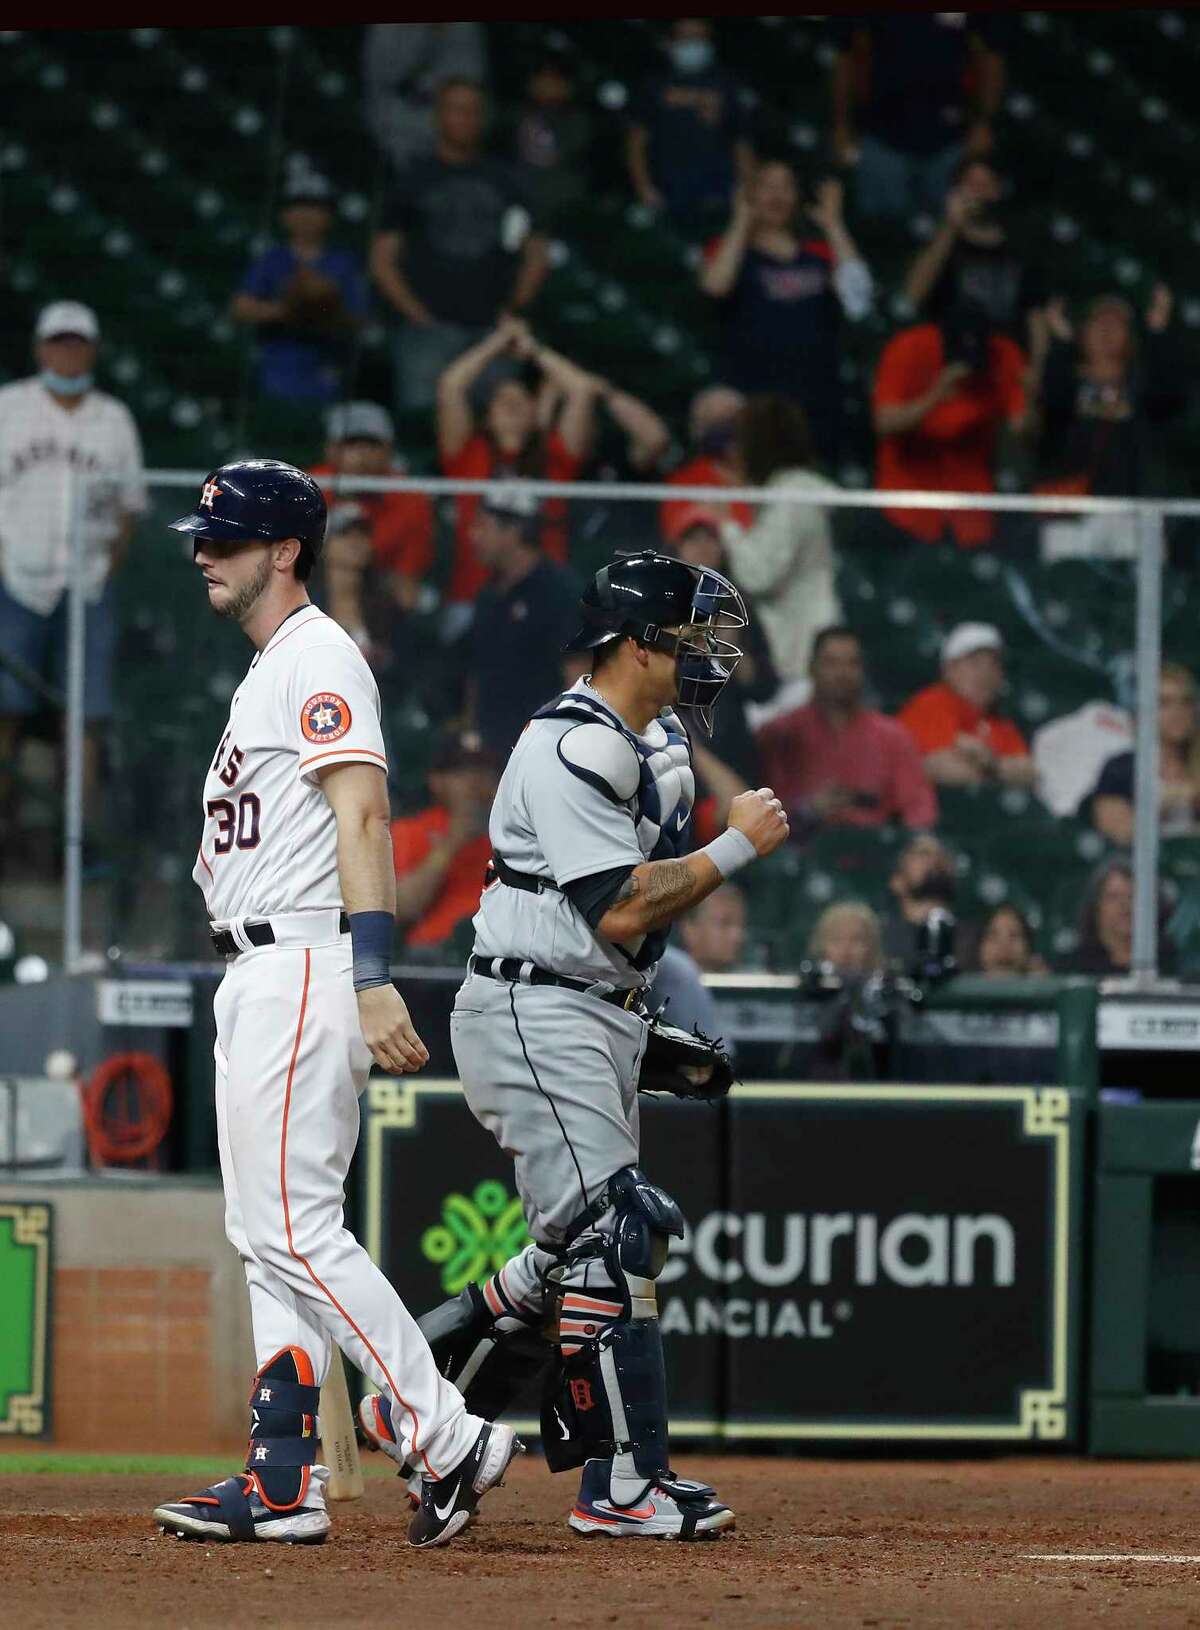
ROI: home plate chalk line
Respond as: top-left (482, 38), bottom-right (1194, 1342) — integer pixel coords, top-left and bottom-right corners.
top-left (1024, 1554), bottom-right (1200, 1564)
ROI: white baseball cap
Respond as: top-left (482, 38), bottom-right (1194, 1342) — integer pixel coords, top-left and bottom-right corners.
top-left (325, 400), bottom-right (394, 444)
top-left (941, 622), bottom-right (1004, 664)
top-left (36, 301), bottom-right (100, 341)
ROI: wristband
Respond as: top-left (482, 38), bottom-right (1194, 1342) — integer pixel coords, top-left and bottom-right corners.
top-left (702, 827), bottom-right (757, 880)
top-left (349, 911), bottom-right (394, 993)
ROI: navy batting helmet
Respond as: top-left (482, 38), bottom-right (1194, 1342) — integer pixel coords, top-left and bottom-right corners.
top-left (169, 459), bottom-right (327, 580)
top-left (565, 550), bottom-right (747, 728)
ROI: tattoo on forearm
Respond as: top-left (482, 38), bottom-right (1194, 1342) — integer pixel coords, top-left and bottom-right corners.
top-left (641, 860), bottom-right (699, 923)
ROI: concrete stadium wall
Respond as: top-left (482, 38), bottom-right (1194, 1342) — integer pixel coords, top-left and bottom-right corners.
top-left (0, 1179), bottom-right (252, 1453)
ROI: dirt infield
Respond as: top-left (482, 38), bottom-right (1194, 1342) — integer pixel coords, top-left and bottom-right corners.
top-left (4, 1455), bottom-right (1200, 1629)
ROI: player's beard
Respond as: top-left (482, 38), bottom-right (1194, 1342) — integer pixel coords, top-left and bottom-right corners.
top-left (217, 555), bottom-right (273, 624)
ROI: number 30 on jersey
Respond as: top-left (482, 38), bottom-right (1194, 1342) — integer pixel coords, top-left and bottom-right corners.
top-left (207, 793), bottom-right (261, 854)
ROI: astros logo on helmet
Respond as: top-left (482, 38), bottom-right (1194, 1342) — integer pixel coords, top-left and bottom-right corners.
top-left (200, 480), bottom-right (222, 510)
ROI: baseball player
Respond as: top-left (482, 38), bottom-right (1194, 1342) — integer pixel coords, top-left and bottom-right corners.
top-left (360, 551), bottom-right (788, 1537)
top-left (152, 460), bottom-right (519, 1550)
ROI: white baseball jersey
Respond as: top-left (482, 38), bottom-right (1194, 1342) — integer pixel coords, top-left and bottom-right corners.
top-left (0, 377), bottom-right (146, 615)
top-left (193, 606), bottom-right (387, 922)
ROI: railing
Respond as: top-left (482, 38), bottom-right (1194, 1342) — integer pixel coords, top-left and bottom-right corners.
top-left (51, 472), bottom-right (1197, 981)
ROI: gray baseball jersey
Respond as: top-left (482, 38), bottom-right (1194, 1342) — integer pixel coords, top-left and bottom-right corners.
top-left (469, 680), bottom-right (696, 988)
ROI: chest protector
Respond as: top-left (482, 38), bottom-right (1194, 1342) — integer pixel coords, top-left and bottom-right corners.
top-left (529, 689), bottom-right (696, 969)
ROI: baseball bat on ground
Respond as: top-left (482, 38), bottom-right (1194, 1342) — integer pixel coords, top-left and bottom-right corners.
top-left (320, 1354), bottom-right (365, 1501)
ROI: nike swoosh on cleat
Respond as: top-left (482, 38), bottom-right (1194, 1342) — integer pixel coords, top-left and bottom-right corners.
top-left (433, 1492), bottom-right (460, 1521)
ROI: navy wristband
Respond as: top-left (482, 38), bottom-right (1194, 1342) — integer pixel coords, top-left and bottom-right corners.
top-left (349, 911), bottom-right (394, 993)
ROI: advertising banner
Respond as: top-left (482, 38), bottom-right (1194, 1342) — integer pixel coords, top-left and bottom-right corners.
top-left (364, 1081), bottom-right (1079, 1444)
top-left (0, 1201), bottom-right (53, 1436)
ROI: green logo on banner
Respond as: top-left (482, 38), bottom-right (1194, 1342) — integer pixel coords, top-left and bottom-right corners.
top-left (0, 1203), bottom-right (52, 1437)
top-left (421, 1180), bottom-right (530, 1295)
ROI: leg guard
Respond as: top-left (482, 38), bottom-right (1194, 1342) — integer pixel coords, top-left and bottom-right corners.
top-left (245, 1346), bottom-right (321, 1510)
top-left (541, 1166), bottom-right (684, 1480)
top-left (420, 1280), bottom-right (554, 1422)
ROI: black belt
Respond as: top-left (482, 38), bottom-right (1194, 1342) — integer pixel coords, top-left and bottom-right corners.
top-left (468, 954), bottom-right (644, 1011)
top-left (210, 911), bottom-right (350, 958)
top-left (486, 853), bottom-right (563, 895)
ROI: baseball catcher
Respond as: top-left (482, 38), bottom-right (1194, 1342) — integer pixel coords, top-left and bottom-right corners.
top-left (361, 550), bottom-right (787, 1537)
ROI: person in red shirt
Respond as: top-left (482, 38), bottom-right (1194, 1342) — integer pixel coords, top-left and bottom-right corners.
top-left (898, 621), bottom-right (1036, 788)
top-left (757, 625), bottom-right (938, 837)
top-left (392, 732), bottom-right (501, 948)
top-left (872, 305), bottom-right (1027, 547)
top-left (310, 400), bottom-right (434, 653)
top-left (437, 315), bottom-right (596, 606)
top-left (659, 384), bottom-right (753, 544)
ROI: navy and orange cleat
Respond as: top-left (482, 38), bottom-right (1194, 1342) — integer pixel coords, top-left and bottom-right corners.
top-left (153, 1466), bottom-right (331, 1545)
top-left (358, 1391), bottom-right (423, 1508)
top-left (568, 1459), bottom-right (735, 1540)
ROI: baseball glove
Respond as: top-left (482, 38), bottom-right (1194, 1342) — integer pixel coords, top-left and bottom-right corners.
top-left (638, 1013), bottom-right (735, 1103)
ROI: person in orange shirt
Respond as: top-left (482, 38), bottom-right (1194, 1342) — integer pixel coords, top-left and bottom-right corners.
top-left (872, 304), bottom-right (1027, 547)
top-left (310, 401), bottom-right (434, 657)
top-left (898, 622), bottom-right (1036, 789)
top-left (391, 733), bottom-right (501, 949)
top-left (437, 315), bottom-right (595, 609)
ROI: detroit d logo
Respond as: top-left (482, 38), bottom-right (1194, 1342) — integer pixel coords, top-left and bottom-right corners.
top-left (200, 479), bottom-right (222, 509)
top-left (569, 1378), bottom-right (595, 1412)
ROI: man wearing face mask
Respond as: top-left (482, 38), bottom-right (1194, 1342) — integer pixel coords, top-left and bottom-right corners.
top-left (0, 302), bottom-right (145, 865)
top-left (626, 19), bottom-right (754, 236)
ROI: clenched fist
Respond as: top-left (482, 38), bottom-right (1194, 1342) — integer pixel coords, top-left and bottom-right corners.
top-left (356, 984), bottom-right (430, 1075)
top-left (728, 786), bottom-right (789, 858)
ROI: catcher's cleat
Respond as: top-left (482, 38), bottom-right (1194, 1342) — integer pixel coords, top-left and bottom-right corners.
top-left (358, 1391), bottom-right (423, 1509)
top-left (153, 1466), bottom-right (331, 1545)
top-left (568, 1459), bottom-right (734, 1541)
top-left (407, 1422), bottom-right (523, 1549)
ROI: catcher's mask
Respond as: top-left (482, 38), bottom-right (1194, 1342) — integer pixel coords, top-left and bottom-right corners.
top-left (565, 551), bottom-right (747, 731)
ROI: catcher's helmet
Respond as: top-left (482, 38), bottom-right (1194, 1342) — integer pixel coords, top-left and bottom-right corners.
top-left (169, 459), bottom-right (327, 579)
top-left (565, 550), bottom-right (748, 728)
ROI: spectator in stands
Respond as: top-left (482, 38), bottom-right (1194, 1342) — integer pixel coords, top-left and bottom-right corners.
top-left (1089, 664), bottom-right (1200, 845)
top-left (969, 903), bottom-right (1048, 977)
top-left (509, 49), bottom-right (594, 223)
top-left (392, 731), bottom-right (498, 950)
top-left (232, 174), bottom-right (367, 406)
top-left (437, 317), bottom-right (594, 612)
top-left (1065, 857), bottom-right (1174, 977)
top-left (899, 622), bottom-right (1036, 789)
top-left (0, 302), bottom-right (145, 860)
top-left (663, 505), bottom-right (777, 829)
top-left (809, 901), bottom-right (884, 975)
top-left (569, 368), bottom-right (672, 557)
top-left (757, 627), bottom-right (938, 837)
top-left (883, 833), bottom-right (960, 967)
top-left (659, 386), bottom-right (751, 544)
top-left (370, 80), bottom-right (549, 413)
top-left (626, 18), bottom-right (754, 235)
top-left (717, 395), bottom-right (842, 688)
top-left (363, 23), bottom-right (487, 172)
top-left (1035, 285), bottom-right (1185, 498)
top-left (652, 885), bottom-right (747, 1044)
top-left (830, 14), bottom-right (1005, 221)
top-left (901, 158), bottom-right (1046, 352)
top-left (310, 401), bottom-right (433, 660)
top-left (699, 163), bottom-right (873, 467)
top-left (872, 302), bottom-right (1027, 548)
top-left (463, 483), bottom-right (579, 754)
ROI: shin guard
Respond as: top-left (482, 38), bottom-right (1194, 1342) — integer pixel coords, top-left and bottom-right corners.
top-left (245, 1346), bottom-right (320, 1510)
